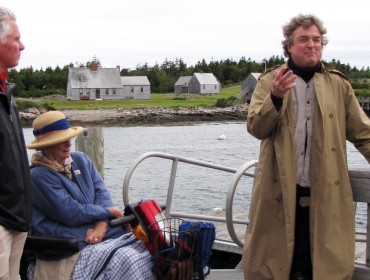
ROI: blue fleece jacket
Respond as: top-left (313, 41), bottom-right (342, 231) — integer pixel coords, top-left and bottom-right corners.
top-left (30, 151), bottom-right (125, 249)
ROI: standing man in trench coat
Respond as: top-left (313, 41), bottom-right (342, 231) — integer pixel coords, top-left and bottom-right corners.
top-left (244, 14), bottom-right (370, 280)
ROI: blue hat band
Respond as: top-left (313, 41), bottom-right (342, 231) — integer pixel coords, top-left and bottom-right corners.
top-left (33, 119), bottom-right (70, 136)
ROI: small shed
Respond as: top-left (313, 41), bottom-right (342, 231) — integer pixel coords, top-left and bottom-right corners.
top-left (121, 76), bottom-right (151, 99)
top-left (240, 73), bottom-right (261, 103)
top-left (188, 73), bottom-right (221, 94)
top-left (174, 76), bottom-right (192, 94)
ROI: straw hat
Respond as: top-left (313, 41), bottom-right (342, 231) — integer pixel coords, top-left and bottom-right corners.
top-left (27, 111), bottom-right (83, 149)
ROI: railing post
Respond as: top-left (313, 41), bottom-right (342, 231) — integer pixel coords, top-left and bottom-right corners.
top-left (164, 159), bottom-right (179, 218)
top-left (75, 127), bottom-right (104, 178)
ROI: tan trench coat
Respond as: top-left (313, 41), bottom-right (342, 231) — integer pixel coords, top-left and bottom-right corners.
top-left (243, 62), bottom-right (370, 280)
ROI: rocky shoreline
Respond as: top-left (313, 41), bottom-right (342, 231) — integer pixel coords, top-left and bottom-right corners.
top-left (20, 105), bottom-right (249, 127)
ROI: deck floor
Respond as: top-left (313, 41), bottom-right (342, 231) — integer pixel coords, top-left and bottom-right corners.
top-left (205, 209), bottom-right (367, 265)
top-left (207, 269), bottom-right (244, 280)
top-left (208, 209), bottom-right (247, 243)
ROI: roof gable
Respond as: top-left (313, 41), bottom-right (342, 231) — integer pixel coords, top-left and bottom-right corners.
top-left (250, 72), bottom-right (261, 80)
top-left (121, 76), bottom-right (150, 86)
top-left (193, 73), bottom-right (219, 85)
top-left (175, 76), bottom-right (192, 86)
top-left (69, 67), bottom-right (122, 88)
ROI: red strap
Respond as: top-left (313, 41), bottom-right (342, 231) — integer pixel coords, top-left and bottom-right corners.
top-left (0, 70), bottom-right (7, 93)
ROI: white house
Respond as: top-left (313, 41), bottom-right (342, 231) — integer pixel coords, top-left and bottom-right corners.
top-left (121, 76), bottom-right (151, 100)
top-left (67, 63), bottom-right (151, 100)
top-left (188, 73), bottom-right (221, 94)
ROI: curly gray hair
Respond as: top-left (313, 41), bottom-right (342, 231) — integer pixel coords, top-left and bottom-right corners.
top-left (0, 7), bottom-right (16, 43)
top-left (282, 14), bottom-right (328, 58)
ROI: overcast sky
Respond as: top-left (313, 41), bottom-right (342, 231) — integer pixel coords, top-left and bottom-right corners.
top-left (3, 0), bottom-right (370, 70)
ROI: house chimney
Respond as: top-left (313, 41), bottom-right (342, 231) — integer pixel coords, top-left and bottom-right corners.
top-left (90, 62), bottom-right (98, 71)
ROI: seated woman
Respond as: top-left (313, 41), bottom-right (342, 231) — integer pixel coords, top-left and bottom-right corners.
top-left (26, 111), bottom-right (155, 280)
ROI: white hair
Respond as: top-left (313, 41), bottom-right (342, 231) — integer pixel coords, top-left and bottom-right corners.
top-left (0, 7), bottom-right (16, 43)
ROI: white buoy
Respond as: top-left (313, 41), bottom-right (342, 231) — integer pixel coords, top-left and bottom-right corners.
top-left (217, 134), bottom-right (226, 140)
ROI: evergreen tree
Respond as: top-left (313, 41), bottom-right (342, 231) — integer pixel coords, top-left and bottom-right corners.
top-left (6, 56), bottom-right (370, 97)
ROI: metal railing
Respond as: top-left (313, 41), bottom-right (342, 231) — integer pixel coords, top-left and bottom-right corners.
top-left (122, 151), bottom-right (256, 249)
top-left (349, 169), bottom-right (370, 279)
top-left (121, 151), bottom-right (370, 278)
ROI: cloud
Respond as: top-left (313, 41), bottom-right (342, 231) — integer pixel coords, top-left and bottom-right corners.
top-left (3, 0), bottom-right (369, 70)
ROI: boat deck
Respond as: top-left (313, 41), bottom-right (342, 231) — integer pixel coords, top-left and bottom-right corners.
top-left (207, 269), bottom-right (244, 280)
top-left (206, 209), bottom-right (367, 263)
top-left (204, 209), bottom-right (367, 279)
top-left (21, 137), bottom-right (370, 279)
top-left (121, 152), bottom-right (370, 279)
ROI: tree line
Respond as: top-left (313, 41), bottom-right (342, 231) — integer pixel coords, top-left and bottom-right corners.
top-left (8, 56), bottom-right (370, 98)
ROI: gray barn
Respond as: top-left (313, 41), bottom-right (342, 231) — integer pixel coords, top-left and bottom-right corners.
top-left (174, 76), bottom-right (192, 93)
top-left (240, 73), bottom-right (261, 103)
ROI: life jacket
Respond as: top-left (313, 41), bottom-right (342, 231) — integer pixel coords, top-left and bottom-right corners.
top-left (124, 199), bottom-right (169, 254)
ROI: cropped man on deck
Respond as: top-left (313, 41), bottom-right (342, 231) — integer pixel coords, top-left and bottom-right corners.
top-left (0, 6), bottom-right (32, 280)
top-left (244, 14), bottom-right (370, 279)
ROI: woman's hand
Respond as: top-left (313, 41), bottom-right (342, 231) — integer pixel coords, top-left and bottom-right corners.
top-left (85, 221), bottom-right (108, 245)
top-left (108, 207), bottom-right (124, 219)
top-left (85, 208), bottom-right (124, 244)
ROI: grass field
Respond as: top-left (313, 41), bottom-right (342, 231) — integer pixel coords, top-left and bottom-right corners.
top-left (18, 84), bottom-right (242, 110)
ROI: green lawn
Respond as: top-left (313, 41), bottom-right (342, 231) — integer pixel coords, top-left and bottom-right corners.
top-left (20, 85), bottom-right (242, 110)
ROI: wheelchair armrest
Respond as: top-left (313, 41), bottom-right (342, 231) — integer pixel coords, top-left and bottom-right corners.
top-left (24, 235), bottom-right (80, 253)
top-left (109, 213), bottom-right (136, 227)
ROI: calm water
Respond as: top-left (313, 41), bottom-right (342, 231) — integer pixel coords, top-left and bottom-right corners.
top-left (23, 122), bottom-right (369, 226)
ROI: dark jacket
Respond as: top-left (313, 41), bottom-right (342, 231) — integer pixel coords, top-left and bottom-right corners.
top-left (0, 82), bottom-right (32, 232)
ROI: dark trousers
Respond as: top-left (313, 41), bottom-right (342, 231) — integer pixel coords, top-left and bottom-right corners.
top-left (290, 186), bottom-right (313, 279)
